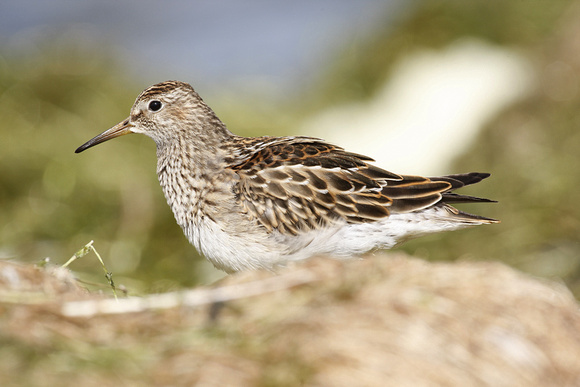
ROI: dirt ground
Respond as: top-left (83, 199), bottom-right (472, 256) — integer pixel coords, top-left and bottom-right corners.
top-left (1, 254), bottom-right (579, 387)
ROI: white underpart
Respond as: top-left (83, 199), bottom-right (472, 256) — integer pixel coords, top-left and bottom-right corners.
top-left (186, 218), bottom-right (285, 273)
top-left (301, 39), bottom-right (534, 175)
top-left (192, 206), bottom-right (478, 272)
top-left (279, 207), bottom-right (476, 261)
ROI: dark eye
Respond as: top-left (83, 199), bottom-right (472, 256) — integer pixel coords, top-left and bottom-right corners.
top-left (148, 100), bottom-right (163, 112)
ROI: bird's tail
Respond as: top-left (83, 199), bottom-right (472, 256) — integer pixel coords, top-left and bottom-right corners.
top-left (431, 172), bottom-right (499, 224)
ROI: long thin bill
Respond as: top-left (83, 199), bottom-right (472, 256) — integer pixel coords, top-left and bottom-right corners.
top-left (75, 118), bottom-right (133, 153)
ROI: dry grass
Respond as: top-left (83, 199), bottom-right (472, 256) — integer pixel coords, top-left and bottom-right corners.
top-left (1, 254), bottom-right (579, 386)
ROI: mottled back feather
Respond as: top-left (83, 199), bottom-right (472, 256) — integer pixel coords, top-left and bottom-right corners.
top-left (226, 137), bottom-right (491, 235)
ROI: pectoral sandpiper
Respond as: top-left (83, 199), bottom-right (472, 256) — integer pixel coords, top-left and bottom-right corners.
top-left (76, 80), bottom-right (498, 273)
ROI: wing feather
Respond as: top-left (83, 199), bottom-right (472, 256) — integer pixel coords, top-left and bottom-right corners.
top-left (228, 137), bottom-right (494, 234)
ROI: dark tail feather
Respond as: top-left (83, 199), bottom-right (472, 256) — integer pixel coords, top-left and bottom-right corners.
top-left (433, 172), bottom-right (499, 223)
top-left (445, 205), bottom-right (500, 224)
top-left (431, 172), bottom-right (496, 203)
top-left (431, 172), bottom-right (491, 189)
top-left (441, 193), bottom-right (497, 204)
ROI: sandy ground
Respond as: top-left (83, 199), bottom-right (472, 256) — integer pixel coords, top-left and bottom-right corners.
top-left (1, 254), bottom-right (579, 387)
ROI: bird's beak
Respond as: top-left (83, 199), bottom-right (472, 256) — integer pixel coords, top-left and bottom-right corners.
top-left (75, 118), bottom-right (134, 153)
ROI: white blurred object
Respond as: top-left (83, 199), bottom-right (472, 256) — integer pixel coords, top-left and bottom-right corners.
top-left (300, 39), bottom-right (535, 175)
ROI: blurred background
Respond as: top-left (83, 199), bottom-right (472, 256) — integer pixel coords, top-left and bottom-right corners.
top-left (1, 0), bottom-right (579, 295)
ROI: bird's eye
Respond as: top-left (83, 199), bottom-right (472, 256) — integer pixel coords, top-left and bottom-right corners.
top-left (148, 100), bottom-right (163, 112)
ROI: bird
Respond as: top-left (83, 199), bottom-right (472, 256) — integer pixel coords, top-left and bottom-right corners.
top-left (75, 80), bottom-right (498, 273)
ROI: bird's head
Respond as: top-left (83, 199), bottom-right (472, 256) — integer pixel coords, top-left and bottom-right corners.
top-left (75, 80), bottom-right (228, 153)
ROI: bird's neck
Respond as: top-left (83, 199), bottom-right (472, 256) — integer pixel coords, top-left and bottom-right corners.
top-left (155, 137), bottom-right (231, 227)
top-left (156, 136), bottom-right (229, 178)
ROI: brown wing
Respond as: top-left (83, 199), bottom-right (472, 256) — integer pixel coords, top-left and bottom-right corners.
top-left (228, 137), bottom-right (457, 235)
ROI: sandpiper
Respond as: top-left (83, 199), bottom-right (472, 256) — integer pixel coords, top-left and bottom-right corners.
top-left (76, 81), bottom-right (498, 273)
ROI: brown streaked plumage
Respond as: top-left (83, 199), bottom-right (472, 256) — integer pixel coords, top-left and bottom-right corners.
top-left (76, 80), bottom-right (498, 273)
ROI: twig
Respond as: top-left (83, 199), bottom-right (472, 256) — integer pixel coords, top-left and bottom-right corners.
top-left (61, 269), bottom-right (317, 317)
top-left (63, 240), bottom-right (118, 300)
